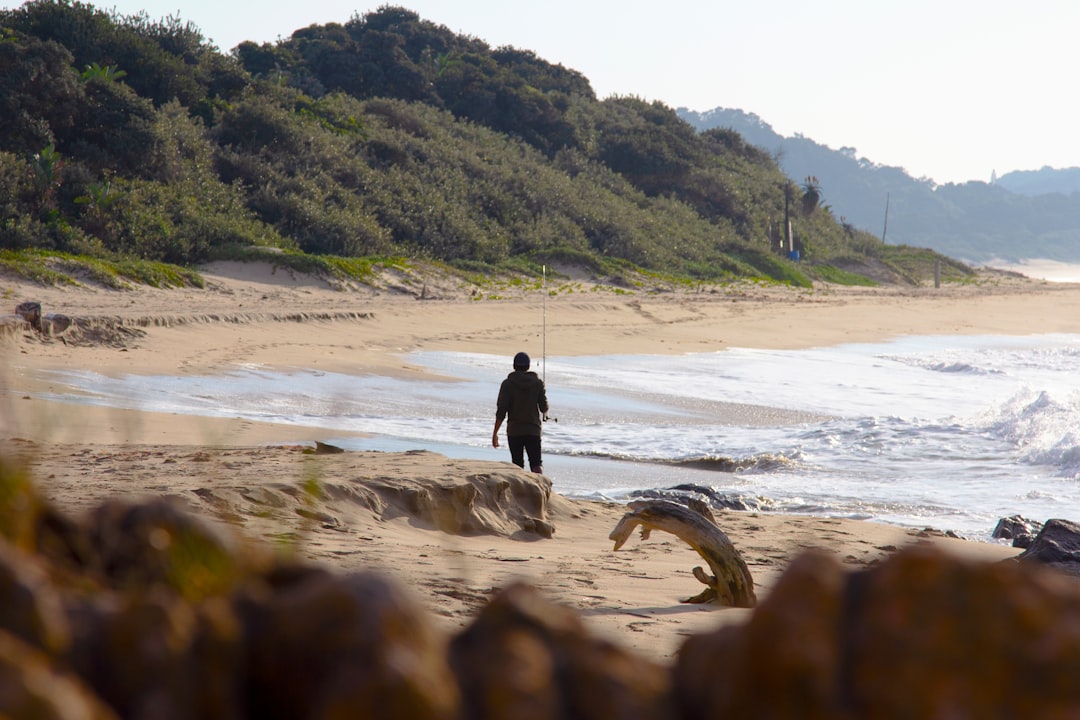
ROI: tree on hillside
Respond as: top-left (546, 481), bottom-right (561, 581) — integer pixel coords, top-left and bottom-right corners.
top-left (31, 143), bottom-right (64, 219)
top-left (801, 175), bottom-right (822, 215)
top-left (80, 61), bottom-right (126, 82)
top-left (593, 97), bottom-right (695, 196)
top-left (2, 0), bottom-right (247, 109)
top-left (0, 30), bottom-right (82, 155)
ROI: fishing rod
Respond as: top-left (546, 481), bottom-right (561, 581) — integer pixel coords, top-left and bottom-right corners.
top-left (542, 264), bottom-right (556, 422)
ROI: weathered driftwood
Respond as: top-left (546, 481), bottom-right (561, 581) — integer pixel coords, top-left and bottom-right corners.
top-left (609, 499), bottom-right (756, 607)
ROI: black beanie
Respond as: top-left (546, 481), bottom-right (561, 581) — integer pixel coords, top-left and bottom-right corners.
top-left (513, 351), bottom-right (530, 370)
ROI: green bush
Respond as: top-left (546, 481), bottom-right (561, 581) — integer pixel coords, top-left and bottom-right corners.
top-left (810, 264), bottom-right (879, 286)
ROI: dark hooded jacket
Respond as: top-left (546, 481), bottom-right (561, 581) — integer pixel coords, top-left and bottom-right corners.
top-left (496, 370), bottom-right (549, 437)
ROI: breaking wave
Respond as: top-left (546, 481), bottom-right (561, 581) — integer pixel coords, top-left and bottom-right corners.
top-left (561, 450), bottom-right (800, 474)
top-left (978, 389), bottom-right (1080, 477)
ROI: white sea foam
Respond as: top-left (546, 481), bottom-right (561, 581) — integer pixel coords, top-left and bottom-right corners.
top-left (985, 259), bottom-right (1080, 284)
top-left (977, 388), bottom-right (1080, 477)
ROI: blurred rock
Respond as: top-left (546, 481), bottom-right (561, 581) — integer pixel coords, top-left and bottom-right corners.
top-left (0, 456), bottom-right (58, 553)
top-left (1015, 517), bottom-right (1080, 575)
top-left (993, 514), bottom-right (1044, 548)
top-left (20, 456), bottom-right (1080, 719)
top-left (65, 590), bottom-right (243, 720)
top-left (676, 544), bottom-right (1080, 718)
top-left (84, 498), bottom-right (247, 599)
top-left (0, 540), bottom-right (71, 656)
top-left (450, 582), bottom-right (671, 720)
top-left (0, 628), bottom-right (118, 720)
top-left (0, 455), bottom-right (93, 577)
top-left (236, 565), bottom-right (459, 720)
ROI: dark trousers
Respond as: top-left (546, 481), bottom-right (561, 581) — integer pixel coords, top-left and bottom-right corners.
top-left (508, 435), bottom-right (542, 472)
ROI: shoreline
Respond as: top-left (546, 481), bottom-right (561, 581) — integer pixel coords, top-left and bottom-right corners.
top-left (7, 263), bottom-right (1080, 445)
top-left (1, 262), bottom-right (1072, 658)
top-left (6, 261), bottom-right (1080, 378)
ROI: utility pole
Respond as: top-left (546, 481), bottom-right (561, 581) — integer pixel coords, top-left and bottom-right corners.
top-left (783, 184), bottom-right (792, 252)
top-left (881, 192), bottom-right (890, 243)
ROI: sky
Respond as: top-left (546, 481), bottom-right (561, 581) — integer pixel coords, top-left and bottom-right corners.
top-left (6, 0), bottom-right (1079, 185)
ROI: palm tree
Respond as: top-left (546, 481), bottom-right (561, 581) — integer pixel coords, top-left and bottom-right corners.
top-left (801, 175), bottom-right (823, 215)
top-left (75, 179), bottom-right (123, 238)
top-left (32, 144), bottom-right (63, 219)
top-left (80, 62), bottom-right (127, 83)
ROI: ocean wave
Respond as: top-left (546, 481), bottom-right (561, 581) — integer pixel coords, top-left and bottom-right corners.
top-left (885, 342), bottom-right (1080, 379)
top-left (1023, 489), bottom-right (1060, 502)
top-left (666, 453), bottom-right (800, 473)
top-left (926, 361), bottom-right (1006, 375)
top-left (979, 389), bottom-right (1080, 476)
top-left (627, 484), bottom-right (776, 512)
top-left (561, 449), bottom-right (799, 474)
top-left (880, 354), bottom-right (1005, 376)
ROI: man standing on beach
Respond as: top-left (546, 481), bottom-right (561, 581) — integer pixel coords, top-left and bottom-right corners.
top-left (492, 351), bottom-right (549, 474)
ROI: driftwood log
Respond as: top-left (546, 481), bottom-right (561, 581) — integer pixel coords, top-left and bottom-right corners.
top-left (609, 499), bottom-right (756, 607)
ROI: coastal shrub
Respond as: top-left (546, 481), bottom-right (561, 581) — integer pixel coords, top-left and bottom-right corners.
top-left (0, 215), bottom-right (98, 257)
top-left (0, 152), bottom-right (37, 222)
top-left (48, 254), bottom-right (135, 288)
top-left (729, 247), bottom-right (812, 288)
top-left (0, 249), bottom-right (75, 285)
top-left (59, 74), bottom-right (158, 179)
top-left (0, 217), bottom-right (47, 252)
top-left (679, 260), bottom-right (738, 283)
top-left (111, 168), bottom-right (286, 263)
top-left (142, 100), bottom-right (216, 183)
top-left (810, 264), bottom-right (879, 286)
top-left (246, 176), bottom-right (393, 257)
top-left (210, 246), bottom-right (411, 285)
top-left (93, 255), bottom-right (204, 288)
top-left (0, 30), bottom-right (82, 158)
top-left (529, 246), bottom-right (608, 275)
top-left (880, 245), bottom-right (976, 285)
top-left (0, 249), bottom-right (203, 288)
top-left (846, 230), bottom-right (889, 257)
top-left (5, 0), bottom-right (247, 110)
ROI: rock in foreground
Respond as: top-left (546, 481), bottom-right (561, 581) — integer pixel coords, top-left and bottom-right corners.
top-left (6, 454), bottom-right (1080, 718)
top-left (676, 544), bottom-right (1080, 719)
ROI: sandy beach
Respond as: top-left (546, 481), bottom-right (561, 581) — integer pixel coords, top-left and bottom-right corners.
top-left (4, 261), bottom-right (1078, 661)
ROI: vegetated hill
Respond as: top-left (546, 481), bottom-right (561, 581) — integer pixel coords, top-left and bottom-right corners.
top-left (679, 107), bottom-right (1080, 264)
top-left (0, 1), bottom-right (958, 288)
top-left (996, 167), bottom-right (1080, 197)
